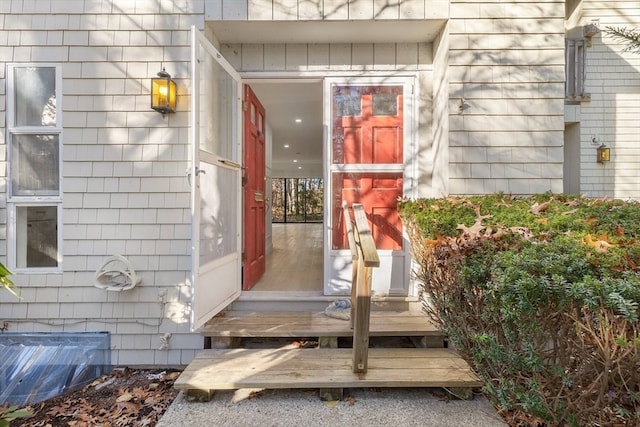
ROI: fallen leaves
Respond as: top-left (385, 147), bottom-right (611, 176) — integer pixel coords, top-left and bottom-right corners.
top-left (530, 199), bottom-right (552, 215)
top-left (13, 369), bottom-right (180, 427)
top-left (584, 234), bottom-right (613, 253)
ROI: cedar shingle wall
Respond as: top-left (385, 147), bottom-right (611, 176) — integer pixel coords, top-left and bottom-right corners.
top-left (448, 0), bottom-right (566, 194)
top-left (574, 0), bottom-right (640, 198)
top-left (0, 0), bottom-right (202, 366)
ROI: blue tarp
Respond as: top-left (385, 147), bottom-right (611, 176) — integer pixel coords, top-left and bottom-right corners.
top-left (0, 332), bottom-right (110, 407)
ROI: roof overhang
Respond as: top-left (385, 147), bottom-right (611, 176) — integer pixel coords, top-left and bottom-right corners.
top-left (207, 20), bottom-right (446, 44)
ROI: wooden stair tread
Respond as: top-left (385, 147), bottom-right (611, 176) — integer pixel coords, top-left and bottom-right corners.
top-left (175, 348), bottom-right (482, 390)
top-left (202, 310), bottom-right (441, 337)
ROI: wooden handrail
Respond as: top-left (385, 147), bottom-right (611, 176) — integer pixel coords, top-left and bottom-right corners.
top-left (344, 202), bottom-right (380, 375)
top-left (342, 201), bottom-right (358, 262)
top-left (352, 204), bottom-right (380, 268)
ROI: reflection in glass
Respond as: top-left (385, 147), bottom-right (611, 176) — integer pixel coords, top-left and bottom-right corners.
top-left (199, 46), bottom-right (238, 161)
top-left (16, 206), bottom-right (58, 268)
top-left (331, 172), bottom-right (403, 251)
top-left (199, 163), bottom-right (238, 265)
top-left (11, 134), bottom-right (60, 196)
top-left (14, 67), bottom-right (57, 126)
top-left (373, 93), bottom-right (398, 116)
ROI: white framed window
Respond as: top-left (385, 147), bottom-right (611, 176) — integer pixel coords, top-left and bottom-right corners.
top-left (6, 64), bottom-right (63, 272)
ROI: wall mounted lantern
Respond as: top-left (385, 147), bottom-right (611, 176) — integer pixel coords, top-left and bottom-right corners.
top-left (151, 68), bottom-right (176, 115)
top-left (596, 144), bottom-right (611, 163)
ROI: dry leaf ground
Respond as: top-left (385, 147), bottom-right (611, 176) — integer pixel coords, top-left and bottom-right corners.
top-left (12, 368), bottom-right (181, 427)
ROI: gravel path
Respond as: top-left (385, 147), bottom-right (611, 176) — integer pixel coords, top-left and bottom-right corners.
top-left (158, 387), bottom-right (507, 427)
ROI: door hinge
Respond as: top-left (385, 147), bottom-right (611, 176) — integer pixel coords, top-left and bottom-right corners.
top-left (242, 176), bottom-right (248, 187)
top-left (242, 101), bottom-right (249, 112)
top-left (242, 252), bottom-right (246, 262)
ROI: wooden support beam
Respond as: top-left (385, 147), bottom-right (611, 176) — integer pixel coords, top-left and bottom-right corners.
top-left (352, 259), bottom-right (372, 373)
top-left (319, 331), bottom-right (342, 401)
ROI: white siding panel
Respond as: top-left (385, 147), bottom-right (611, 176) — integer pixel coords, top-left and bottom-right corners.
top-left (274, 0), bottom-right (298, 19)
top-left (323, 0), bottom-right (349, 19)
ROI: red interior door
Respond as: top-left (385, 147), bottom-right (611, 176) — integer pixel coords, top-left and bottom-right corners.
top-left (243, 85), bottom-right (266, 290)
top-left (331, 86), bottom-right (404, 251)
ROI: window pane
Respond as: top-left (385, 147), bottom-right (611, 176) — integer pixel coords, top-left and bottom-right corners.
top-left (198, 45), bottom-right (238, 161)
top-left (11, 134), bottom-right (60, 196)
top-left (271, 178), bottom-right (324, 223)
top-left (199, 162), bottom-right (238, 264)
top-left (373, 93), bottom-right (398, 116)
top-left (333, 88), bottom-right (362, 117)
top-left (14, 67), bottom-right (57, 127)
top-left (16, 206), bottom-right (58, 268)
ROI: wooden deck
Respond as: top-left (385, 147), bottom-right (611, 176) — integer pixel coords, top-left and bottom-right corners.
top-left (174, 348), bottom-right (482, 391)
top-left (202, 310), bottom-right (441, 338)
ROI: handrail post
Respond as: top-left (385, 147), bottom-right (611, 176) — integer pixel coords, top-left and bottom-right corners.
top-left (349, 203), bottom-right (380, 375)
top-left (342, 201), bottom-right (359, 330)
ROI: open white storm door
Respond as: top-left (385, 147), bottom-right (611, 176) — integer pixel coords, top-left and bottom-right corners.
top-left (190, 28), bottom-right (243, 329)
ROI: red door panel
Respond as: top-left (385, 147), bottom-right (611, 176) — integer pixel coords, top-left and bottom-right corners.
top-left (243, 85), bottom-right (266, 290)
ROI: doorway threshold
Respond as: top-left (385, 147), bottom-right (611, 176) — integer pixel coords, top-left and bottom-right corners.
top-left (239, 290), bottom-right (329, 302)
top-left (233, 291), bottom-right (419, 312)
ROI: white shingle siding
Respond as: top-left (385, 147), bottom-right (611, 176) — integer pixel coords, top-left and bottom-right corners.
top-left (448, 0), bottom-right (566, 195)
top-left (0, 0), bottom-right (199, 366)
top-left (567, 0), bottom-right (640, 199)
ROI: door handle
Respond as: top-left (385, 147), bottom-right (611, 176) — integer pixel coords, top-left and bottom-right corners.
top-left (186, 166), bottom-right (206, 187)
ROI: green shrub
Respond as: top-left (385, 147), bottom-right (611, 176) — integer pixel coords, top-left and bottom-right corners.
top-left (0, 261), bottom-right (20, 299)
top-left (0, 405), bottom-right (32, 427)
top-left (400, 193), bottom-right (640, 426)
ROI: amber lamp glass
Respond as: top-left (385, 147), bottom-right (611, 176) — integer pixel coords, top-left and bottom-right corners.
top-left (596, 145), bottom-right (610, 163)
top-left (151, 68), bottom-right (176, 115)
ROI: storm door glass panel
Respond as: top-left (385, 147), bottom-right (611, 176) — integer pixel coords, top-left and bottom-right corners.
top-left (11, 134), bottom-right (60, 196)
top-left (332, 86), bottom-right (403, 165)
top-left (13, 67), bottom-right (57, 127)
top-left (199, 45), bottom-right (238, 161)
top-left (332, 172), bottom-right (402, 250)
top-left (199, 162), bottom-right (238, 265)
top-left (15, 205), bottom-right (58, 268)
top-left (330, 85), bottom-right (404, 250)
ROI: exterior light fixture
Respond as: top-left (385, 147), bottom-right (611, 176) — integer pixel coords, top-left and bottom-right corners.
top-left (151, 68), bottom-right (176, 115)
top-left (596, 144), bottom-right (610, 163)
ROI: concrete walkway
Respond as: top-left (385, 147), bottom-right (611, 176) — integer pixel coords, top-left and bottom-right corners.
top-left (158, 387), bottom-right (508, 427)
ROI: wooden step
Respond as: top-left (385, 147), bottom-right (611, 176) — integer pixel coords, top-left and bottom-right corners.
top-left (202, 310), bottom-right (441, 338)
top-left (175, 348), bottom-right (482, 392)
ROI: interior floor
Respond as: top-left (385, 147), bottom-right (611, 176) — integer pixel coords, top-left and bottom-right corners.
top-left (252, 223), bottom-right (323, 292)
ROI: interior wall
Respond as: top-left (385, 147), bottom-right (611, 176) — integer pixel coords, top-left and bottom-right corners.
top-left (265, 124), bottom-right (273, 254)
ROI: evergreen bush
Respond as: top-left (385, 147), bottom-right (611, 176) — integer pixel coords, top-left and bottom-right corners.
top-left (399, 193), bottom-right (640, 426)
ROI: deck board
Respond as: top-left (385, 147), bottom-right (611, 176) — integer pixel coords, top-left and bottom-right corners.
top-left (174, 348), bottom-right (482, 391)
top-left (202, 310), bottom-right (440, 337)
